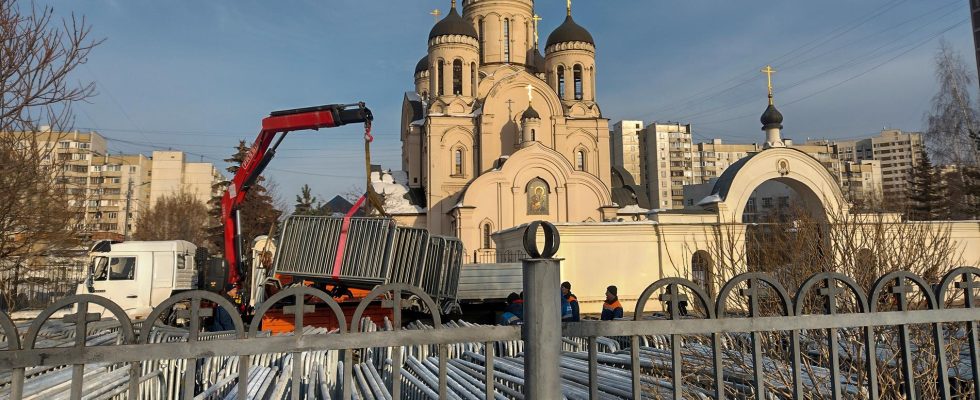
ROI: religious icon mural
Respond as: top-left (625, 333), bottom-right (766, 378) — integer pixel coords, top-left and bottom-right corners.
top-left (527, 178), bottom-right (550, 215)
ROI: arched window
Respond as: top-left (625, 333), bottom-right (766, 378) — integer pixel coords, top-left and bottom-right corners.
top-left (557, 66), bottom-right (565, 99)
top-left (531, 128), bottom-right (536, 142)
top-left (482, 223), bottom-right (492, 249)
top-left (478, 19), bottom-right (485, 63)
top-left (573, 64), bottom-right (583, 100)
top-left (503, 18), bottom-right (511, 63)
top-left (471, 62), bottom-right (477, 96)
top-left (437, 60), bottom-right (445, 96)
top-left (691, 250), bottom-right (713, 295)
top-left (452, 59), bottom-right (463, 95)
top-left (575, 150), bottom-right (586, 171)
top-left (453, 148), bottom-right (463, 176)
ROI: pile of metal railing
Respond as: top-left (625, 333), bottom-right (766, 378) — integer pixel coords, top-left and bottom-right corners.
top-left (273, 215), bottom-right (464, 303)
top-left (7, 316), bottom-right (977, 399)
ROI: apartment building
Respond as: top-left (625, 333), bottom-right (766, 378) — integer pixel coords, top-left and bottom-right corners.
top-left (22, 129), bottom-right (223, 240)
top-left (611, 120), bottom-right (645, 184)
top-left (639, 122), bottom-right (696, 209)
top-left (617, 120), bottom-right (886, 211)
top-left (149, 151), bottom-right (223, 207)
top-left (815, 129), bottom-right (922, 202)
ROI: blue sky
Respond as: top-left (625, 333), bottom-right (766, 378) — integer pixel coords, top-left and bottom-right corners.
top-left (44, 0), bottom-right (977, 204)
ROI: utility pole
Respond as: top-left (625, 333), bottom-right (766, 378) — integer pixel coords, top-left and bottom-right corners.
top-left (123, 179), bottom-right (133, 240)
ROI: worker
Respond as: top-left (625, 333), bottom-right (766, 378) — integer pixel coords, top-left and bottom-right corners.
top-left (500, 292), bottom-right (523, 325)
top-left (561, 281), bottom-right (580, 322)
top-left (210, 284), bottom-right (239, 332)
top-left (601, 285), bottom-right (624, 321)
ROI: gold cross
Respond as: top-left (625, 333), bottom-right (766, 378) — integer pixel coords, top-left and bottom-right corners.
top-left (430, 8), bottom-right (441, 23)
top-left (567, 0), bottom-right (572, 16)
top-left (532, 14), bottom-right (542, 46)
top-left (761, 65), bottom-right (776, 105)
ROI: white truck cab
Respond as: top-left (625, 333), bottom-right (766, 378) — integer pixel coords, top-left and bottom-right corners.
top-left (78, 240), bottom-right (199, 320)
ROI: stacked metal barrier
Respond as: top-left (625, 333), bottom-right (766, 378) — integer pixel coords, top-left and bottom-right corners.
top-left (272, 215), bottom-right (463, 302)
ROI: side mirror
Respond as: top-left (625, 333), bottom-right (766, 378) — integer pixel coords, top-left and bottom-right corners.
top-left (85, 275), bottom-right (95, 293)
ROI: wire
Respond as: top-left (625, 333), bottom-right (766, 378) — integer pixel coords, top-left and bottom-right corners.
top-left (696, 17), bottom-right (968, 127)
top-left (633, 0), bottom-right (912, 120)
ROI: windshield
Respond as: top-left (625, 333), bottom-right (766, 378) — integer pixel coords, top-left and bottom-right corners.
top-left (91, 256), bottom-right (108, 281)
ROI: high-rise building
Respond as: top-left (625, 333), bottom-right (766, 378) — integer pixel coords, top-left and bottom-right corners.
top-left (611, 120), bottom-right (644, 183)
top-left (813, 129), bottom-right (923, 202)
top-left (149, 151), bottom-right (223, 207)
top-left (17, 129), bottom-right (223, 240)
top-left (639, 122), bottom-right (696, 209)
top-left (615, 120), bottom-right (889, 211)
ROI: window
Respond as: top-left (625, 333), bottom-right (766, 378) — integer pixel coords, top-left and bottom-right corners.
top-left (58, 141), bottom-right (70, 149)
top-left (106, 212), bottom-right (118, 219)
top-left (575, 150), bottom-right (585, 171)
top-left (108, 257), bottom-right (136, 280)
top-left (762, 197), bottom-right (773, 208)
top-left (691, 251), bottom-right (713, 295)
top-left (453, 148), bottom-right (463, 176)
top-left (471, 62), bottom-right (477, 95)
top-left (531, 129), bottom-right (536, 141)
top-left (77, 142), bottom-right (90, 149)
top-left (452, 59), bottom-right (463, 95)
top-left (478, 19), bottom-right (485, 63)
top-left (503, 18), bottom-right (511, 63)
top-left (437, 60), bottom-right (445, 96)
top-left (483, 224), bottom-right (492, 249)
top-left (130, 166), bottom-right (137, 173)
top-left (557, 66), bottom-right (565, 98)
top-left (573, 64), bottom-right (583, 100)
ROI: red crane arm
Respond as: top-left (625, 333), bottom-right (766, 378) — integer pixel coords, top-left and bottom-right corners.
top-left (220, 103), bottom-right (372, 287)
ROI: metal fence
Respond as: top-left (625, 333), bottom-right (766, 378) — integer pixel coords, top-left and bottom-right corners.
top-left (1, 222), bottom-right (980, 399)
top-left (467, 250), bottom-right (527, 264)
top-left (0, 263), bottom-right (85, 312)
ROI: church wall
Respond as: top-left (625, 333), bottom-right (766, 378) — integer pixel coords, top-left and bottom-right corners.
top-left (494, 218), bottom-right (980, 315)
top-left (477, 79), bottom-right (559, 169)
top-left (426, 116), bottom-right (478, 236)
top-left (560, 118), bottom-right (611, 189)
top-left (463, 0), bottom-right (533, 66)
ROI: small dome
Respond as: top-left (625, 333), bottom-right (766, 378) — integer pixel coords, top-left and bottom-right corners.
top-left (522, 105), bottom-right (540, 120)
top-left (415, 55), bottom-right (429, 75)
top-left (546, 15), bottom-right (595, 48)
top-left (429, 7), bottom-right (478, 41)
top-left (760, 104), bottom-right (783, 130)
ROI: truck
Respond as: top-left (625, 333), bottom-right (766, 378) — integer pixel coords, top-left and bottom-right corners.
top-left (78, 240), bottom-right (199, 319)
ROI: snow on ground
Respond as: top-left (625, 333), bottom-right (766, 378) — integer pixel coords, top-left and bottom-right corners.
top-left (371, 170), bottom-right (425, 214)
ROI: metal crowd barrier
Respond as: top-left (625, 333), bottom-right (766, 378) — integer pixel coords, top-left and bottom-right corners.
top-left (272, 215), bottom-right (463, 302)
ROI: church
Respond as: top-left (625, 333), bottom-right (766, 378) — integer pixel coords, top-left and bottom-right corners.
top-left (395, 0), bottom-right (621, 258)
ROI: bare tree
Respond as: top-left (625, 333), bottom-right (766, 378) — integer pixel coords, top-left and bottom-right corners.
top-left (669, 205), bottom-right (971, 398)
top-left (0, 1), bottom-right (102, 305)
top-left (133, 192), bottom-right (210, 246)
top-left (926, 39), bottom-right (979, 167)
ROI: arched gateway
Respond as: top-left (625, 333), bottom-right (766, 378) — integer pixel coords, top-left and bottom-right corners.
top-left (698, 147), bottom-right (849, 222)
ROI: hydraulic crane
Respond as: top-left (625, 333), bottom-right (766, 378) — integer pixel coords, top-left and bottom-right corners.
top-left (219, 103), bottom-right (384, 304)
